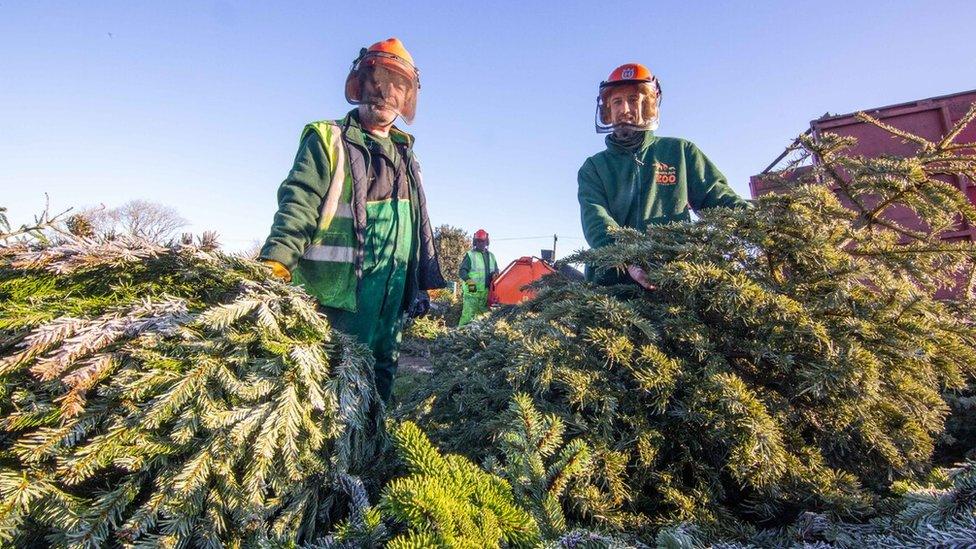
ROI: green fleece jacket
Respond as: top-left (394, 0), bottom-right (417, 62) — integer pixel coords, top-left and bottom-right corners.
top-left (578, 131), bottom-right (749, 282)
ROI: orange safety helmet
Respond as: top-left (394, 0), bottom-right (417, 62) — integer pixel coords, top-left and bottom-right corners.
top-left (473, 229), bottom-right (489, 241)
top-left (595, 63), bottom-right (662, 134)
top-left (345, 38), bottom-right (420, 124)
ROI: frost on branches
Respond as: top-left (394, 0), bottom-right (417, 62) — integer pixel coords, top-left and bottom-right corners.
top-left (0, 238), bottom-right (383, 547)
top-left (404, 106), bottom-right (976, 541)
top-left (2, 102), bottom-right (975, 547)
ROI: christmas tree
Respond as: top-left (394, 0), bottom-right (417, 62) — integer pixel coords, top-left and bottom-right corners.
top-left (319, 395), bottom-right (605, 548)
top-left (3, 101), bottom-right (975, 547)
top-left (0, 237), bottom-right (383, 546)
top-left (403, 106), bottom-right (976, 541)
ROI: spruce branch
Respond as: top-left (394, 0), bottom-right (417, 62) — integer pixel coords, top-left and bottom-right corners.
top-left (0, 195), bottom-right (74, 244)
top-left (0, 238), bottom-right (382, 545)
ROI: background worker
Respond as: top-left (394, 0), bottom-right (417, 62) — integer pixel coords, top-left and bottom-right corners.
top-left (458, 229), bottom-right (499, 326)
top-left (259, 38), bottom-right (445, 402)
top-left (578, 63), bottom-right (750, 288)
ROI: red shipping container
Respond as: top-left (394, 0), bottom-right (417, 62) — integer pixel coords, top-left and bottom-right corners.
top-left (751, 90), bottom-right (976, 243)
top-left (750, 89), bottom-right (976, 297)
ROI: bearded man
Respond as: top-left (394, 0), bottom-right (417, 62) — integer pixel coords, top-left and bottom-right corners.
top-left (259, 38), bottom-right (444, 402)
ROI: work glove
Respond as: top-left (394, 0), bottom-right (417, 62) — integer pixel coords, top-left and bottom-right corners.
top-left (466, 279), bottom-right (478, 293)
top-left (408, 293), bottom-right (430, 318)
top-left (260, 259), bottom-right (292, 282)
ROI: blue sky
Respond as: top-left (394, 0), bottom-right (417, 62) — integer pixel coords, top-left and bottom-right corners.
top-left (2, 1), bottom-right (974, 267)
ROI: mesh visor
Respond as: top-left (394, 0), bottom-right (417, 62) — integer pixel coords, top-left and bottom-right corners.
top-left (594, 81), bottom-right (661, 134)
top-left (345, 52), bottom-right (420, 124)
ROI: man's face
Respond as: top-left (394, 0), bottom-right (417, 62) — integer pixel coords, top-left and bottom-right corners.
top-left (473, 238), bottom-right (488, 251)
top-left (607, 84), bottom-right (647, 128)
top-left (359, 64), bottom-right (411, 127)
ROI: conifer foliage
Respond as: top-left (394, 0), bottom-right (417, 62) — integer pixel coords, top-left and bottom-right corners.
top-left (657, 459), bottom-right (976, 547)
top-left (0, 238), bottom-right (382, 547)
top-left (381, 421), bottom-right (540, 548)
top-left (2, 103), bottom-right (975, 547)
top-left (404, 106), bottom-right (976, 539)
top-left (489, 393), bottom-right (593, 540)
top-left (322, 395), bottom-right (602, 548)
top-left (322, 419), bottom-right (541, 548)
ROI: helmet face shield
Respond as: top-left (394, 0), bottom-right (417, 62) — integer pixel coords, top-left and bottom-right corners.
top-left (595, 81), bottom-right (661, 134)
top-left (345, 51), bottom-right (420, 124)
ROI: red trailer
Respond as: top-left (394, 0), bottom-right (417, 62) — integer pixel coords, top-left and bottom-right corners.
top-left (489, 256), bottom-right (556, 305)
top-left (750, 89), bottom-right (976, 243)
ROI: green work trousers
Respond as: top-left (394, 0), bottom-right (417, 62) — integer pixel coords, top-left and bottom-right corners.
top-left (323, 198), bottom-right (413, 403)
top-left (459, 288), bottom-right (489, 326)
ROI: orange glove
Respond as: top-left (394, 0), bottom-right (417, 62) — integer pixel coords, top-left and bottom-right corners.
top-left (260, 259), bottom-right (292, 282)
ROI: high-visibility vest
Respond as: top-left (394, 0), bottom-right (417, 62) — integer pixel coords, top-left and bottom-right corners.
top-left (291, 120), bottom-right (358, 311)
top-left (465, 250), bottom-right (497, 293)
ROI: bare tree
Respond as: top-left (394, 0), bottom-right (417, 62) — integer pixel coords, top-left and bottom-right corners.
top-left (75, 200), bottom-right (188, 243)
top-left (73, 205), bottom-right (117, 239)
top-left (115, 200), bottom-right (187, 242)
top-left (241, 239), bottom-right (265, 259)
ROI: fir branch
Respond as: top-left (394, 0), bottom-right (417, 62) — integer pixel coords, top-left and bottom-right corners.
top-left (0, 238), bottom-right (381, 545)
top-left (855, 111), bottom-right (935, 151)
top-left (0, 195), bottom-right (73, 244)
top-left (400, 104), bottom-right (976, 541)
top-left (937, 102), bottom-right (976, 152)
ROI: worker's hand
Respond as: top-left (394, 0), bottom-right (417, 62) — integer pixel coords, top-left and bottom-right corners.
top-left (466, 279), bottom-right (477, 293)
top-left (408, 293), bottom-right (430, 318)
top-left (260, 259), bottom-right (292, 282)
top-left (626, 264), bottom-right (656, 291)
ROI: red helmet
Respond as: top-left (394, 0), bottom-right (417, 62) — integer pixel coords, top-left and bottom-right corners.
top-left (473, 229), bottom-right (489, 240)
top-left (595, 63), bottom-right (662, 133)
top-left (344, 38), bottom-right (420, 124)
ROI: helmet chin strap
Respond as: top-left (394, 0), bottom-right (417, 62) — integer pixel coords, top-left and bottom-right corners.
top-left (612, 117), bottom-right (659, 135)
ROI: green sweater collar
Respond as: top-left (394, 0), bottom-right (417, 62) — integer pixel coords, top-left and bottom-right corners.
top-left (341, 109), bottom-right (414, 149)
top-left (605, 130), bottom-right (656, 155)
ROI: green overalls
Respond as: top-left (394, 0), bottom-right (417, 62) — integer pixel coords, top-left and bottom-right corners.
top-left (260, 111), bottom-right (445, 403)
top-left (458, 249), bottom-right (497, 326)
top-left (324, 132), bottom-right (413, 402)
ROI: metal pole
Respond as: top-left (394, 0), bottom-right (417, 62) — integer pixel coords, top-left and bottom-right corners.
top-left (552, 234), bottom-right (558, 261)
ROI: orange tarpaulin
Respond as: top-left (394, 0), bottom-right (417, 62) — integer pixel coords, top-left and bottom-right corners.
top-left (489, 256), bottom-right (556, 305)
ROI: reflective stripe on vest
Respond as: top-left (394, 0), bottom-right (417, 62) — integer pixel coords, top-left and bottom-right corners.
top-left (291, 120), bottom-right (360, 312)
top-left (466, 250), bottom-right (497, 292)
top-left (302, 244), bottom-right (355, 263)
top-left (302, 121), bottom-right (355, 263)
